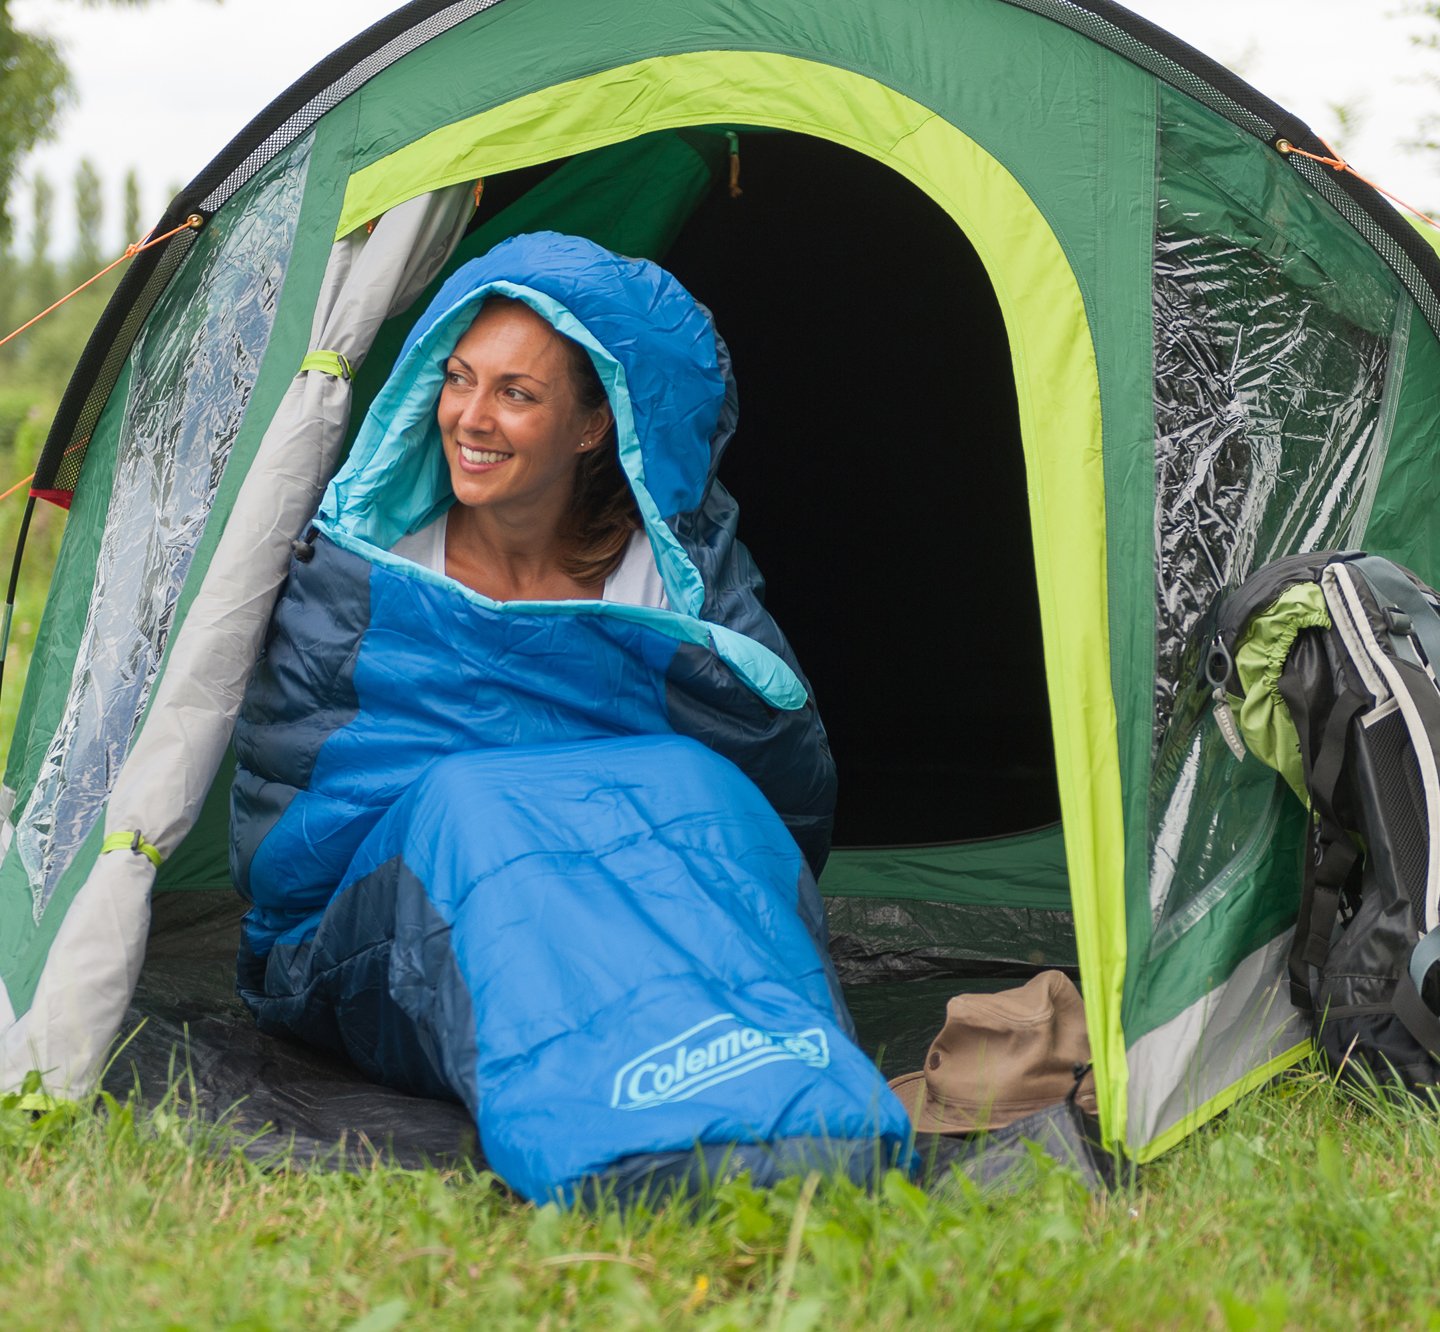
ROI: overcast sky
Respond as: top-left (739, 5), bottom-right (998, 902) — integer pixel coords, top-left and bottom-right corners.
top-left (10, 0), bottom-right (1440, 254)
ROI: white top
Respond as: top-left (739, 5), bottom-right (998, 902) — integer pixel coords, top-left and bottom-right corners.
top-left (391, 512), bottom-right (669, 610)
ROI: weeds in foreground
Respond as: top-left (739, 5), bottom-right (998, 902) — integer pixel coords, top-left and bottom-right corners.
top-left (3, 1057), bottom-right (1440, 1329)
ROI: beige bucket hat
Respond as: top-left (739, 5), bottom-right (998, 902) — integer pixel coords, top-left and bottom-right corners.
top-left (888, 971), bottom-right (1097, 1133)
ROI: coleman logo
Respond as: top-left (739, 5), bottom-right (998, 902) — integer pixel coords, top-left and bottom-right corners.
top-left (612, 1013), bottom-right (831, 1111)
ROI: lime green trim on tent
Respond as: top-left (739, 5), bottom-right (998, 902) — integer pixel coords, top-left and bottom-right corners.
top-left (99, 831), bottom-right (163, 869)
top-left (1232, 584), bottom-right (1331, 805)
top-left (338, 49), bottom-right (1128, 1146)
top-left (299, 350), bottom-right (354, 380)
top-left (1132, 1040), bottom-right (1312, 1164)
top-left (820, 824), bottom-right (1069, 909)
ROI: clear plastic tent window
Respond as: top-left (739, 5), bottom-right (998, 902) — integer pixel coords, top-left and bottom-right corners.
top-left (1147, 101), bottom-right (1406, 949)
top-left (15, 139), bottom-right (312, 919)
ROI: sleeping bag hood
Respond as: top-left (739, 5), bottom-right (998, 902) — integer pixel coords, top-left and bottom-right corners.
top-left (320, 230), bottom-right (746, 632)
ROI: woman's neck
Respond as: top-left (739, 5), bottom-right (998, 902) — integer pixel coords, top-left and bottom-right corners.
top-left (443, 503), bottom-right (602, 601)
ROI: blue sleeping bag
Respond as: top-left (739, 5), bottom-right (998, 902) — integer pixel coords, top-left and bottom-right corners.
top-left (231, 233), bottom-right (911, 1200)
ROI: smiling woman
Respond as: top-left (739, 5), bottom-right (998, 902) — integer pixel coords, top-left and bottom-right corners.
top-left (392, 294), bottom-right (668, 606)
top-left (224, 230), bottom-right (912, 1201)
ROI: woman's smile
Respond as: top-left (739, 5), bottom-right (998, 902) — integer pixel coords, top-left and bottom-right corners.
top-left (457, 444), bottom-right (513, 470)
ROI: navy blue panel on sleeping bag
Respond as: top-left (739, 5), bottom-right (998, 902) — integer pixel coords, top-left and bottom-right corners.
top-left (231, 233), bottom-right (909, 1199)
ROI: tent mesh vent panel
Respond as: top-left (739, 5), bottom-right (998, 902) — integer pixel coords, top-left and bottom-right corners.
top-left (999, 0), bottom-right (1272, 138)
top-left (201, 0), bottom-right (506, 213)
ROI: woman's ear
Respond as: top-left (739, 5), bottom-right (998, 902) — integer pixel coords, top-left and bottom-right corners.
top-left (587, 402), bottom-right (615, 446)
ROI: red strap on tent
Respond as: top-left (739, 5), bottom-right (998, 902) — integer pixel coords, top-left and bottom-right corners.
top-left (1277, 137), bottom-right (1440, 232)
top-left (0, 439), bottom-right (89, 507)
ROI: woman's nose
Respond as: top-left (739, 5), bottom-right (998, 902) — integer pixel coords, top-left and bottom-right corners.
top-left (458, 394), bottom-right (495, 433)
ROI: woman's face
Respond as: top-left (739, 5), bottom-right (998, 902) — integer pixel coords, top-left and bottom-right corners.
top-left (436, 300), bottom-right (610, 526)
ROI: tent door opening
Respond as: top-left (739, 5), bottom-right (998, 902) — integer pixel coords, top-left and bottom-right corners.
top-left (314, 125), bottom-right (1080, 1067)
top-left (335, 127), bottom-right (1077, 1003)
top-left (659, 131), bottom-right (1059, 850)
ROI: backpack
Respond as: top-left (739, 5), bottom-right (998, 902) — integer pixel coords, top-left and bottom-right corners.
top-left (1209, 551), bottom-right (1440, 1090)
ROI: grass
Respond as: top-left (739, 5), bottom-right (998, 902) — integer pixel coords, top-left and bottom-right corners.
top-left (2, 1059), bottom-right (1439, 1330)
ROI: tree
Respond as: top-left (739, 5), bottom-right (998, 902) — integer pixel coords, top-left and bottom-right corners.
top-left (0, 1), bottom-right (72, 246)
top-left (122, 168), bottom-right (142, 244)
top-left (0, 0), bottom-right (221, 242)
top-left (71, 158), bottom-right (103, 276)
top-left (27, 171), bottom-right (53, 289)
top-left (1405, 4), bottom-right (1440, 166)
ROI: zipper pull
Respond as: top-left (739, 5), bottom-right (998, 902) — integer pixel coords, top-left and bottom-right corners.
top-left (1204, 638), bottom-right (1246, 761)
top-left (1212, 686), bottom-right (1247, 761)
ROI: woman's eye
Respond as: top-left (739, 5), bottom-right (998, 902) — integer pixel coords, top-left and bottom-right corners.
top-left (443, 369), bottom-right (468, 387)
top-left (503, 386), bottom-right (532, 402)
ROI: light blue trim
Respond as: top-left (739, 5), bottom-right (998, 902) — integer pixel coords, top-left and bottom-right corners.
top-left (317, 524), bottom-right (808, 711)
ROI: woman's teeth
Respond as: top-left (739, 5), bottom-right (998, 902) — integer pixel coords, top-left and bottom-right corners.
top-left (461, 446), bottom-right (509, 464)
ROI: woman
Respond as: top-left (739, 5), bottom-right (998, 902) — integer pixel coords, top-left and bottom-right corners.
top-left (231, 232), bottom-right (910, 1201)
top-left (390, 292), bottom-right (664, 608)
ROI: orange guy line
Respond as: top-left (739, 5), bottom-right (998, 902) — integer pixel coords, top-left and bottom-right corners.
top-left (0, 214), bottom-right (203, 352)
top-left (1278, 137), bottom-right (1440, 232)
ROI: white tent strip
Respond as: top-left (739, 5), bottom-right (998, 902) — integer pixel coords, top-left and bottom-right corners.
top-left (0, 185), bottom-right (475, 1095)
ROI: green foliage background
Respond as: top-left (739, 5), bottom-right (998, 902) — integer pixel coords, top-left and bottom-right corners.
top-left (0, 174), bottom-right (131, 765)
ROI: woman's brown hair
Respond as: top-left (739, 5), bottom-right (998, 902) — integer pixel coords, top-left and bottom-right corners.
top-left (553, 324), bottom-right (641, 587)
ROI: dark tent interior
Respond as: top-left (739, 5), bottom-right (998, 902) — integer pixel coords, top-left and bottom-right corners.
top-left (432, 127), bottom-right (1061, 847)
top-left (660, 131), bottom-right (1057, 847)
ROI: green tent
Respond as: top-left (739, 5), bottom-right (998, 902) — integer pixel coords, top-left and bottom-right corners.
top-left (4, 0), bottom-right (1440, 1164)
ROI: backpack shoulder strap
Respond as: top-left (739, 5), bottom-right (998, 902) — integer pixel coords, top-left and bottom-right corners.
top-left (1278, 674), bottom-right (1366, 1011)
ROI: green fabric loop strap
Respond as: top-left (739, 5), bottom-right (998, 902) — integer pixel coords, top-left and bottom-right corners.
top-left (100, 830), bottom-right (163, 868)
top-left (299, 350), bottom-right (353, 380)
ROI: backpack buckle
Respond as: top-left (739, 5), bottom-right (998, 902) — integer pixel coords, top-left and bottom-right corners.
top-left (1384, 606), bottom-right (1413, 636)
